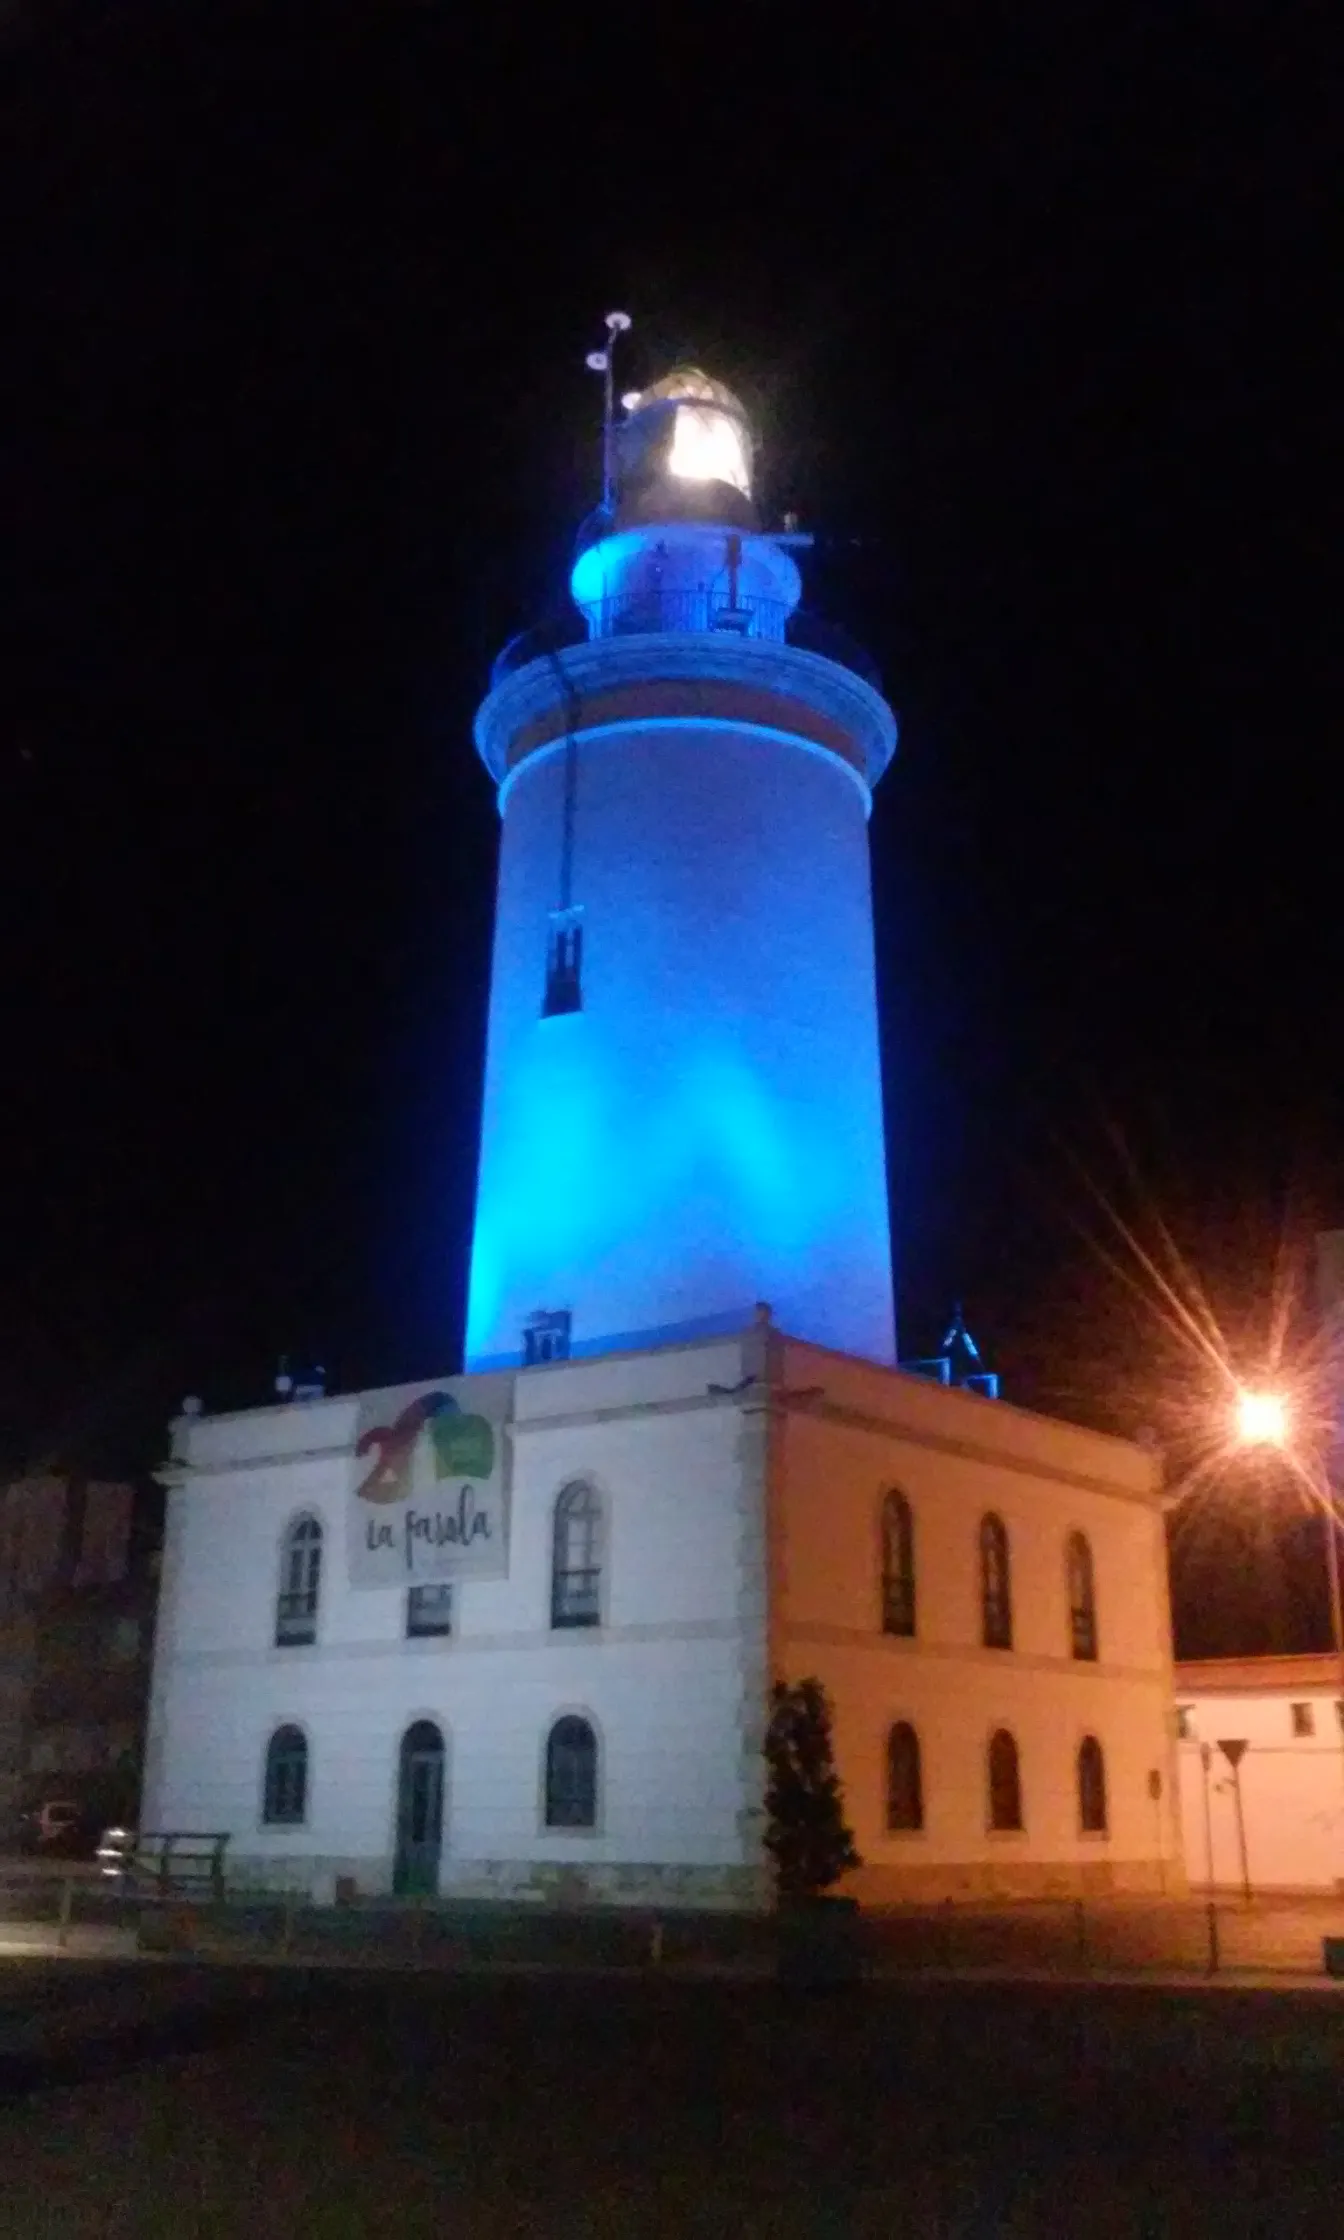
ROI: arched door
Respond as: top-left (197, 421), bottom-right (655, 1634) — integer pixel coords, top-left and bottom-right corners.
top-left (393, 1720), bottom-right (445, 1896)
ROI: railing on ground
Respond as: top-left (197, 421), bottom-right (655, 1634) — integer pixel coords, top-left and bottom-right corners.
top-left (4, 1872), bottom-right (1344, 1979)
top-left (100, 1830), bottom-right (231, 1903)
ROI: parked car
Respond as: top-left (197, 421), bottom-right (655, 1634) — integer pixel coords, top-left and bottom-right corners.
top-left (18, 1798), bottom-right (94, 1857)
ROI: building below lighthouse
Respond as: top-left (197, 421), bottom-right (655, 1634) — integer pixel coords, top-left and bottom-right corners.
top-left (143, 353), bottom-right (1183, 1905)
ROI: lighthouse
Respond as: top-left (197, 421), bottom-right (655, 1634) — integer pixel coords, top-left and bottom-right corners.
top-left (466, 362), bottom-right (899, 1370)
top-left (146, 338), bottom-right (1183, 1914)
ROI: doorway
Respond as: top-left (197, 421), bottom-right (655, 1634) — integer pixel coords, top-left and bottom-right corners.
top-left (393, 1720), bottom-right (445, 1897)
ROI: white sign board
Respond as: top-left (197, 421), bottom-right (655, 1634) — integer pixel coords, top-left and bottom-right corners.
top-left (346, 1382), bottom-right (508, 1588)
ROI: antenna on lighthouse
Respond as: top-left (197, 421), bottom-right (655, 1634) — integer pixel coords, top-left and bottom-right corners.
top-left (585, 310), bottom-right (632, 516)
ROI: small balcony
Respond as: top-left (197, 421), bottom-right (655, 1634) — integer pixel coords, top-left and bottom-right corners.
top-left (489, 596), bottom-right (881, 692)
top-left (578, 586), bottom-right (789, 644)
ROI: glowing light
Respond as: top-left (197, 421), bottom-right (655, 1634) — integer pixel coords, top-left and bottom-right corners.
top-left (1235, 1390), bottom-right (1288, 1446)
top-left (667, 404), bottom-right (750, 494)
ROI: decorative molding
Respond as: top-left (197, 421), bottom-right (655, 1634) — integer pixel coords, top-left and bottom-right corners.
top-left (773, 1390), bottom-right (1163, 1509)
top-left (160, 1616), bottom-right (742, 1674)
top-left (781, 1621), bottom-right (1169, 1687)
top-left (476, 631), bottom-right (895, 790)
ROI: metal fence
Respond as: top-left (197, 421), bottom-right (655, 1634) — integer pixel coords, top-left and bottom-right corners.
top-left (488, 603), bottom-right (882, 691)
top-left (5, 1869), bottom-right (1344, 1980)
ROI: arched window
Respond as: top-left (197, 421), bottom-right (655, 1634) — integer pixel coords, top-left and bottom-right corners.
top-left (545, 1714), bottom-right (598, 1828)
top-left (885, 1721), bottom-right (924, 1832)
top-left (1078, 1735), bottom-right (1108, 1834)
top-left (551, 1482), bottom-right (602, 1628)
top-left (276, 1515), bottom-right (323, 1646)
top-left (263, 1724), bottom-right (308, 1825)
top-left (988, 1727), bottom-right (1022, 1831)
top-left (881, 1491), bottom-right (916, 1637)
top-left (1067, 1531), bottom-right (1098, 1660)
top-left (980, 1513), bottom-right (1012, 1649)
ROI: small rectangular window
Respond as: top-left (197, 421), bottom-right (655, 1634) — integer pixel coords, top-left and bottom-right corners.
top-left (109, 1617), bottom-right (142, 1662)
top-left (407, 1583), bottom-right (454, 1639)
top-left (542, 908), bottom-right (583, 1017)
top-left (1176, 1705), bottom-right (1194, 1740)
top-left (524, 1310), bottom-right (571, 1366)
top-left (1291, 1701), bottom-right (1315, 1737)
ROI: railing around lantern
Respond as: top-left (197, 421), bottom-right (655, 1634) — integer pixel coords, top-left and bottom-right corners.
top-left (489, 597), bottom-right (882, 691)
top-left (577, 587), bottom-right (790, 642)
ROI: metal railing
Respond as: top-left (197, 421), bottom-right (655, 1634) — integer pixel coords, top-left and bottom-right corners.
top-left (577, 587), bottom-right (789, 643)
top-left (3, 1869), bottom-right (1343, 1981)
top-left (489, 600), bottom-right (881, 691)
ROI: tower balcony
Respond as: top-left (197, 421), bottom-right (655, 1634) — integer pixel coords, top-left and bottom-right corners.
top-left (489, 599), bottom-right (881, 694)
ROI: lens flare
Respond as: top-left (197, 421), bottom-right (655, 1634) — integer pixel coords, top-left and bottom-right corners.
top-left (1235, 1390), bottom-right (1288, 1445)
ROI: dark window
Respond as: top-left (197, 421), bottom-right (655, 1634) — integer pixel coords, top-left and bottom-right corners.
top-left (545, 1714), bottom-right (598, 1828)
top-left (1067, 1530), bottom-right (1098, 1660)
top-left (980, 1514), bottom-right (1012, 1650)
top-left (407, 1584), bottom-right (454, 1639)
top-left (524, 1310), bottom-right (572, 1366)
top-left (988, 1727), bottom-right (1022, 1831)
top-left (880, 1491), bottom-right (916, 1637)
top-left (109, 1616), bottom-right (142, 1662)
top-left (551, 1482), bottom-right (601, 1628)
top-left (263, 1725), bottom-right (308, 1825)
top-left (1291, 1701), bottom-right (1315, 1738)
top-left (1078, 1735), bottom-right (1107, 1834)
top-left (276, 1515), bottom-right (322, 1646)
top-left (542, 910), bottom-right (583, 1016)
top-left (885, 1721), bottom-right (924, 1831)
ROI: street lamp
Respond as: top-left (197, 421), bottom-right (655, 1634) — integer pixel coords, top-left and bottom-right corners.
top-left (1232, 1385), bottom-right (1344, 1824)
top-left (1234, 1389), bottom-right (1288, 1447)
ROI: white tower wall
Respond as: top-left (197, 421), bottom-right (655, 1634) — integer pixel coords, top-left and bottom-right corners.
top-left (467, 711), bottom-right (894, 1366)
top-left (465, 370), bottom-right (899, 1372)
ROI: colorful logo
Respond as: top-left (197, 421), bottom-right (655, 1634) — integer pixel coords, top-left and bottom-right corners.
top-left (354, 1393), bottom-right (495, 1506)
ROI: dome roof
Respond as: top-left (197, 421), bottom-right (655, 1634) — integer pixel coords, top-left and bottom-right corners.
top-left (630, 365), bottom-right (747, 419)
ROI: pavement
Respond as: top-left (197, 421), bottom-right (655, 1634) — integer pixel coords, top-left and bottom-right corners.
top-left (3, 1966), bottom-right (1344, 2235)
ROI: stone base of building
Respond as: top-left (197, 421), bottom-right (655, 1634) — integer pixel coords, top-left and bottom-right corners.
top-left (844, 1857), bottom-right (1186, 1906)
top-left (222, 1854), bottom-right (770, 1911)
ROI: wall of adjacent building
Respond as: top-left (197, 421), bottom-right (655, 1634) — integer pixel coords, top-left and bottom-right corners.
top-left (769, 1337), bottom-right (1183, 1901)
top-left (143, 1335), bottom-right (770, 1905)
top-left (1, 1475), bottom-right (150, 1845)
top-left (1175, 1659), bottom-right (1344, 1893)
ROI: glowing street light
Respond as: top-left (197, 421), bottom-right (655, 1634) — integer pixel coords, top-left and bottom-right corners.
top-left (1235, 1389), bottom-right (1289, 1446)
top-left (1230, 1379), bottom-right (1344, 1845)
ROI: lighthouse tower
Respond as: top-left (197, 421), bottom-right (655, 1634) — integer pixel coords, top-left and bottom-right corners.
top-left (146, 349), bottom-right (1182, 1916)
top-left (466, 364), bottom-right (898, 1371)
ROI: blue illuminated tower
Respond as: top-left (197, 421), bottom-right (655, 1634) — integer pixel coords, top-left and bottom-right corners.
top-left (466, 362), bottom-right (898, 1370)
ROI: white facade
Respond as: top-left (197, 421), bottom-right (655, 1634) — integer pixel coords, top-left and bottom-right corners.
top-left (1175, 1656), bottom-right (1344, 1894)
top-left (144, 1321), bottom-right (1180, 1904)
top-left (145, 1336), bottom-right (769, 1905)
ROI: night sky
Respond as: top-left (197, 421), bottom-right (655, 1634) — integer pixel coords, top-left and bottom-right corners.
top-left (3, 11), bottom-right (1338, 1647)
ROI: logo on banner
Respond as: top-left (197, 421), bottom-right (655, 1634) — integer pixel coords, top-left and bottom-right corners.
top-left (347, 1387), bottom-right (507, 1587)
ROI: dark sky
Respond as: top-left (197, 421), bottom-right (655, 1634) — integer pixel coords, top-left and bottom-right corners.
top-left (3, 4), bottom-right (1339, 1644)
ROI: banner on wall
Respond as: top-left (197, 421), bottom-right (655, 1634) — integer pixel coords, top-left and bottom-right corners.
top-left (346, 1383), bottom-right (509, 1588)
